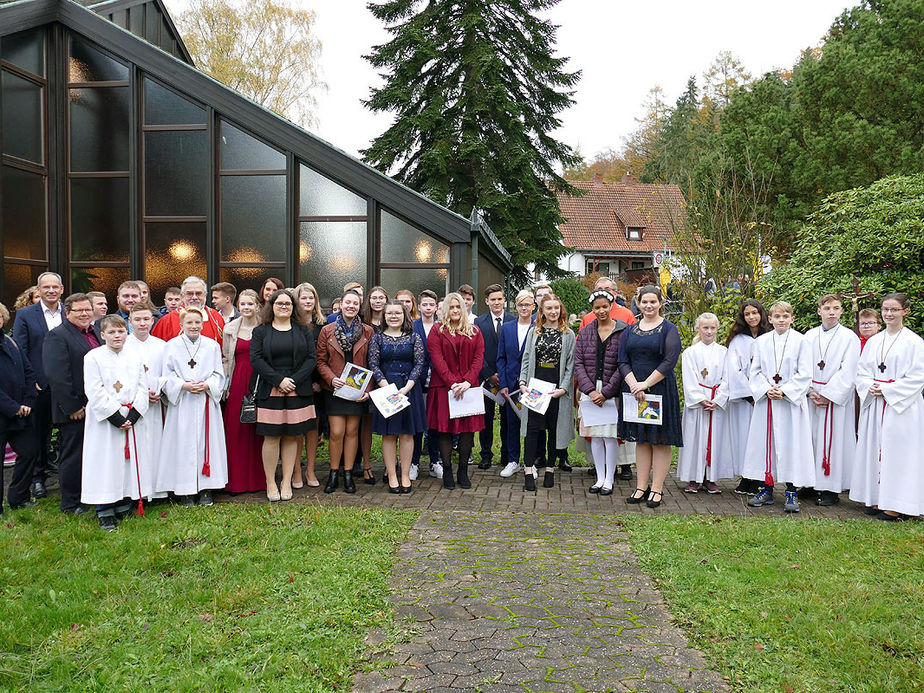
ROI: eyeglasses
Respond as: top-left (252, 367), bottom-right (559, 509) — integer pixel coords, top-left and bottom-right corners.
top-left (859, 321), bottom-right (878, 327)
top-left (275, 302), bottom-right (293, 307)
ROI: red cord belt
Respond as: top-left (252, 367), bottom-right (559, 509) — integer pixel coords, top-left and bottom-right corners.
top-left (698, 383), bottom-right (719, 467)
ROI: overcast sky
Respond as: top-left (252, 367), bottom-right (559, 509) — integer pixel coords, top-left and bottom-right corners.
top-left (165, 0), bottom-right (853, 162)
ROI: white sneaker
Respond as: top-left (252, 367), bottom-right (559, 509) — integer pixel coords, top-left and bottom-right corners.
top-left (409, 465), bottom-right (419, 481)
top-left (500, 461), bottom-right (522, 478)
top-left (430, 462), bottom-right (444, 479)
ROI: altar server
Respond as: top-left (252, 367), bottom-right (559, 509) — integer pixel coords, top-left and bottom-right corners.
top-left (804, 295), bottom-right (860, 506)
top-left (81, 315), bottom-right (151, 530)
top-left (156, 307), bottom-right (227, 507)
top-left (850, 293), bottom-right (924, 520)
top-left (743, 302), bottom-right (815, 512)
top-left (677, 313), bottom-right (732, 492)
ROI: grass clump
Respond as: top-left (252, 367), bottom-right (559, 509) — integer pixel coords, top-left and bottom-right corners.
top-left (623, 515), bottom-right (924, 693)
top-left (0, 502), bottom-right (416, 692)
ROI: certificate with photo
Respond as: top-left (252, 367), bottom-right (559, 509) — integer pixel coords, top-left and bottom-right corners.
top-left (333, 362), bottom-right (373, 401)
top-left (370, 383), bottom-right (410, 419)
top-left (622, 393), bottom-right (663, 426)
top-left (520, 378), bottom-right (556, 415)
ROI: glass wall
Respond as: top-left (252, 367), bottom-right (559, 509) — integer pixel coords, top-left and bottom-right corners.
top-left (378, 209), bottom-right (450, 300)
top-left (1, 28), bottom-right (48, 301)
top-left (67, 35), bottom-right (130, 299)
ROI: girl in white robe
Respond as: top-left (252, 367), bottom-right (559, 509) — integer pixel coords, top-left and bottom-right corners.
top-left (724, 300), bottom-right (771, 494)
top-left (156, 308), bottom-right (227, 505)
top-left (677, 314), bottom-right (733, 491)
top-left (850, 293), bottom-right (924, 520)
top-left (742, 302), bottom-right (815, 511)
top-left (81, 316), bottom-right (151, 529)
top-left (804, 295), bottom-right (861, 504)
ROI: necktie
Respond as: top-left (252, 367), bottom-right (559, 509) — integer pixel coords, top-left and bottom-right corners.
top-left (495, 317), bottom-right (502, 336)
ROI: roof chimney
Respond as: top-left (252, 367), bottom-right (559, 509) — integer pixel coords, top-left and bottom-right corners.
top-left (622, 172), bottom-right (635, 185)
top-left (592, 172), bottom-right (605, 185)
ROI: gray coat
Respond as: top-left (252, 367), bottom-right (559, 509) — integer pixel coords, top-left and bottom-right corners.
top-left (518, 326), bottom-right (576, 449)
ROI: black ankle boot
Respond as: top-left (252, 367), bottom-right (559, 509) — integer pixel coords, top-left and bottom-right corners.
top-left (457, 461), bottom-right (471, 489)
top-left (543, 471), bottom-right (555, 488)
top-left (343, 469), bottom-right (356, 494)
top-left (442, 461), bottom-right (455, 489)
top-left (524, 474), bottom-right (536, 492)
top-left (323, 469), bottom-right (339, 494)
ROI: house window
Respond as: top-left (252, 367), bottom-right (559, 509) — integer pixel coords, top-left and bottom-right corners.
top-left (631, 261), bottom-right (644, 270)
top-left (627, 226), bottom-right (643, 240)
top-left (586, 260), bottom-right (610, 275)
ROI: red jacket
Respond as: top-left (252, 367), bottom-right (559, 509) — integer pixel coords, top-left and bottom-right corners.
top-left (427, 325), bottom-right (484, 389)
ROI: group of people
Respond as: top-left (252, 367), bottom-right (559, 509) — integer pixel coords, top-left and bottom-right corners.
top-left (677, 294), bottom-right (922, 521)
top-left (1, 271), bottom-right (920, 529)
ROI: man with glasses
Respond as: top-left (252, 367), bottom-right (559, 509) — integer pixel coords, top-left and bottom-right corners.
top-left (42, 294), bottom-right (100, 514)
top-left (151, 276), bottom-right (226, 345)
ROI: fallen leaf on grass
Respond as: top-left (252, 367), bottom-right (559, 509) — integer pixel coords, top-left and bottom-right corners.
top-left (760, 611), bottom-right (768, 618)
top-left (70, 623), bottom-right (82, 631)
top-left (791, 564), bottom-right (800, 569)
top-left (237, 610), bottom-right (257, 618)
top-left (754, 642), bottom-right (764, 651)
top-left (160, 511), bottom-right (168, 518)
top-left (784, 615), bottom-right (792, 621)
top-left (198, 613), bottom-right (213, 622)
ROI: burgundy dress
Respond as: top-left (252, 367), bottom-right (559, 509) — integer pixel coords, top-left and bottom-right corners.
top-left (223, 337), bottom-right (266, 492)
top-left (426, 326), bottom-right (485, 434)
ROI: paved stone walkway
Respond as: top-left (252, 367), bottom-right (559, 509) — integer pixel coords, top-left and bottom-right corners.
top-left (354, 511), bottom-right (729, 693)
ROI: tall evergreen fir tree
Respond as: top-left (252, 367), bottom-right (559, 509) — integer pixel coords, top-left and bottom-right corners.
top-left (362, 0), bottom-right (581, 282)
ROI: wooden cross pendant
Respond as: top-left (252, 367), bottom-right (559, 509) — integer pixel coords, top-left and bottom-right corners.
top-left (772, 373), bottom-right (782, 384)
top-left (878, 362), bottom-right (887, 373)
top-left (143, 364), bottom-right (149, 372)
top-left (817, 360), bottom-right (825, 370)
top-left (188, 358), bottom-right (197, 369)
top-left (700, 368), bottom-right (709, 378)
top-left (113, 380), bottom-right (123, 393)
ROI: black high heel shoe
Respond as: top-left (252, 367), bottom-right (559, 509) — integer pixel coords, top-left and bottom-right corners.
top-left (646, 490), bottom-right (663, 508)
top-left (387, 484), bottom-right (400, 494)
top-left (626, 487), bottom-right (650, 504)
top-left (400, 484), bottom-right (412, 494)
top-left (363, 467), bottom-right (376, 485)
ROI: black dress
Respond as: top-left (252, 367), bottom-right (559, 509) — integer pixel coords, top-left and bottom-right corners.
top-left (255, 327), bottom-right (317, 437)
top-left (617, 319), bottom-right (683, 446)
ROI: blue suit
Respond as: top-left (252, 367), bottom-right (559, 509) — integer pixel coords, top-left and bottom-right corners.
top-left (411, 319), bottom-right (439, 467)
top-left (495, 319), bottom-right (534, 464)
top-left (12, 302), bottom-right (63, 484)
top-left (474, 311), bottom-right (515, 464)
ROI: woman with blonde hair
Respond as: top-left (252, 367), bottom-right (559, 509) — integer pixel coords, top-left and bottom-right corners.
top-left (517, 293), bottom-right (575, 490)
top-left (426, 292), bottom-right (484, 489)
top-left (291, 282), bottom-right (327, 488)
top-left (13, 286), bottom-right (39, 312)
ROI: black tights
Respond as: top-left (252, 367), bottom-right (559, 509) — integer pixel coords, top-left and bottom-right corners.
top-left (439, 432), bottom-right (473, 467)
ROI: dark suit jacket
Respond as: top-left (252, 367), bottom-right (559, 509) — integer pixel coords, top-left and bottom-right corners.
top-left (496, 319), bottom-right (534, 391)
top-left (249, 323), bottom-right (317, 399)
top-left (0, 333), bottom-right (36, 431)
top-left (42, 320), bottom-right (100, 424)
top-left (474, 311), bottom-right (515, 382)
top-left (12, 301), bottom-right (62, 389)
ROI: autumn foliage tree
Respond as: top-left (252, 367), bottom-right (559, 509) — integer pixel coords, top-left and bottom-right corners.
top-left (175, 0), bottom-right (325, 127)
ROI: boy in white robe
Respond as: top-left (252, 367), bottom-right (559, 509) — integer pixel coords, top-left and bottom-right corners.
top-left (804, 294), bottom-right (861, 505)
top-left (125, 303), bottom-right (168, 499)
top-left (743, 302), bottom-right (815, 512)
top-left (81, 315), bottom-right (151, 531)
top-left (850, 293), bottom-right (924, 520)
top-left (678, 313), bottom-right (732, 492)
top-left (157, 307), bottom-right (227, 507)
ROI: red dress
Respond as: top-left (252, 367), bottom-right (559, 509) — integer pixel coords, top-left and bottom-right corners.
top-left (223, 337), bottom-right (265, 492)
top-left (426, 325), bottom-right (485, 434)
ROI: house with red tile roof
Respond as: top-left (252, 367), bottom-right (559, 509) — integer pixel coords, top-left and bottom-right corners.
top-left (546, 173), bottom-right (687, 281)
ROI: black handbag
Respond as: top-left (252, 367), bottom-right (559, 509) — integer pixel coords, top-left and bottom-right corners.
top-left (240, 375), bottom-right (259, 424)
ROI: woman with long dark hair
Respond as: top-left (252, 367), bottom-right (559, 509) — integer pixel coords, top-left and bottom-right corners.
top-left (724, 299), bottom-right (771, 495)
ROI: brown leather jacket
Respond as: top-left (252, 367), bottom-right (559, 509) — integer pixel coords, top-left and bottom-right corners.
top-left (315, 322), bottom-right (375, 391)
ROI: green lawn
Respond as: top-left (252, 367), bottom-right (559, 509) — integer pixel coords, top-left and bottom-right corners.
top-left (0, 502), bottom-right (416, 692)
top-left (622, 515), bottom-right (924, 693)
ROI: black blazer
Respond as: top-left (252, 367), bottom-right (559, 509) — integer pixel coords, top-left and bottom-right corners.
top-left (11, 301), bottom-right (61, 388)
top-left (42, 320), bottom-right (100, 424)
top-left (0, 333), bottom-right (36, 431)
top-left (474, 311), bottom-right (515, 382)
top-left (249, 323), bottom-right (317, 399)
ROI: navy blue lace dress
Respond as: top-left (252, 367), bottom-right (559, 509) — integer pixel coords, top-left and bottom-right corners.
top-left (368, 331), bottom-right (427, 435)
top-left (617, 319), bottom-right (683, 446)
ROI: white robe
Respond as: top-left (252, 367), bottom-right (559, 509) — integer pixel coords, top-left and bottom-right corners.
top-left (741, 329), bottom-right (815, 488)
top-left (725, 334), bottom-right (757, 475)
top-left (156, 335), bottom-right (228, 495)
top-left (677, 341), bottom-right (733, 482)
top-left (80, 346), bottom-right (152, 505)
top-left (804, 324), bottom-right (860, 492)
top-left (125, 334), bottom-right (168, 498)
top-left (849, 328), bottom-right (924, 516)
